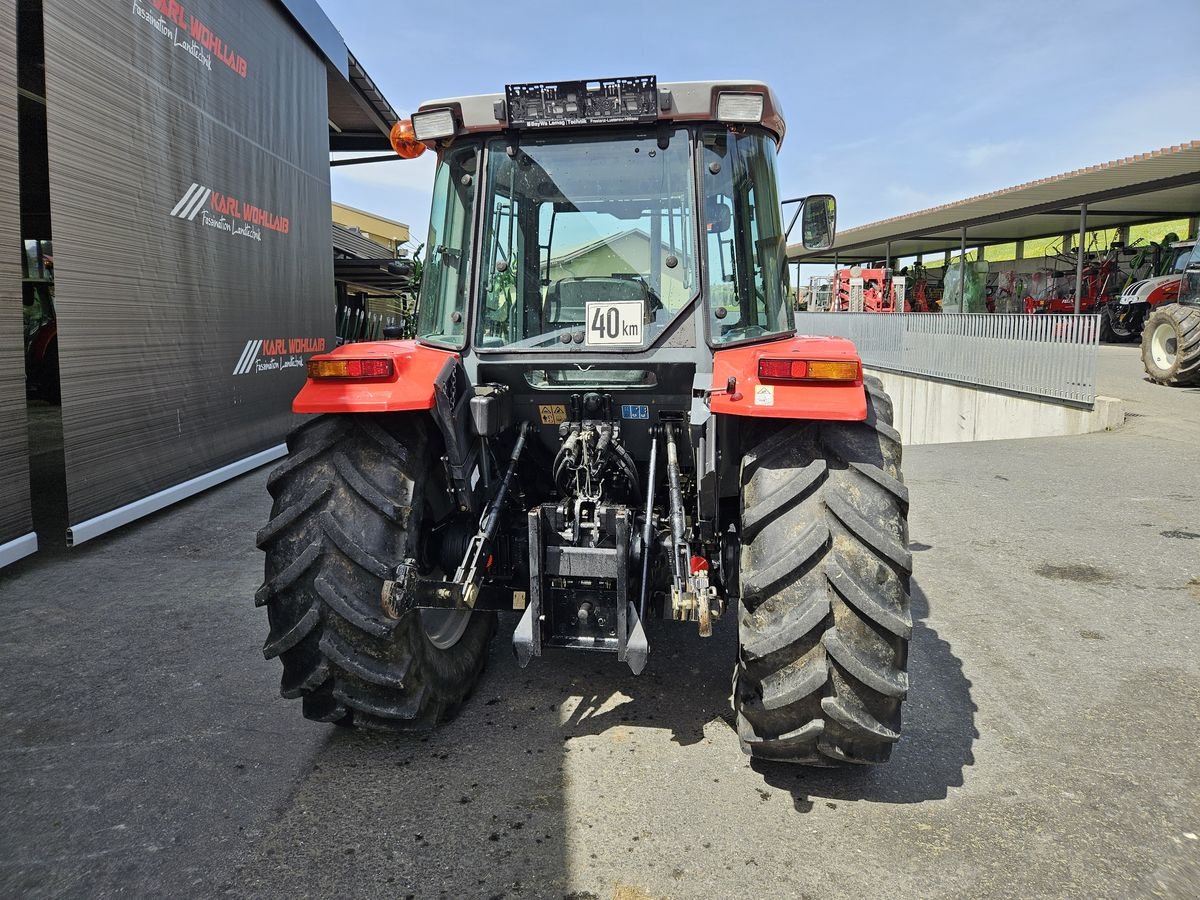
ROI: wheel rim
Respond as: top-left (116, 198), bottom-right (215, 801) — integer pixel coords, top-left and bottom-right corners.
top-left (1150, 322), bottom-right (1178, 370)
top-left (420, 608), bottom-right (471, 650)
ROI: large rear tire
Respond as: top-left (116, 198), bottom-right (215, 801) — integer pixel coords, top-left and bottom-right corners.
top-left (256, 414), bottom-right (494, 729)
top-left (1141, 303), bottom-right (1200, 386)
top-left (734, 377), bottom-right (912, 765)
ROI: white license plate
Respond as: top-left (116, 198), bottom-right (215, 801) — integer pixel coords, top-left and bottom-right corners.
top-left (585, 301), bottom-right (644, 346)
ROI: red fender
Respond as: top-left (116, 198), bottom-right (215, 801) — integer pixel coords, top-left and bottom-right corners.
top-left (709, 336), bottom-right (867, 421)
top-left (29, 320), bottom-right (57, 365)
top-left (292, 340), bottom-right (459, 414)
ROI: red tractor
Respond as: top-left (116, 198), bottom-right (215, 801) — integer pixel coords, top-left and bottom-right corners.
top-left (257, 78), bottom-right (912, 767)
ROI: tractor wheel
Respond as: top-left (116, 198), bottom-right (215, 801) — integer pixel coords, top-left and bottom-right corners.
top-left (1141, 303), bottom-right (1200, 386)
top-left (734, 376), bottom-right (912, 766)
top-left (255, 414), bottom-right (494, 729)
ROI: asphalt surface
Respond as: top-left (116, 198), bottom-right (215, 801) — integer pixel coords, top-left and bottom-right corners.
top-left (1, 345), bottom-right (1198, 899)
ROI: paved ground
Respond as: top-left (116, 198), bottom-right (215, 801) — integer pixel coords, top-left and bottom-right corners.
top-left (1, 347), bottom-right (1198, 899)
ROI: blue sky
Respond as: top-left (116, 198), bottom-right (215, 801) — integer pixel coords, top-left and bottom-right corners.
top-left (323, 0), bottom-right (1200, 248)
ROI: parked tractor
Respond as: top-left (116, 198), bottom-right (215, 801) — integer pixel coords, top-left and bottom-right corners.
top-left (257, 78), bottom-right (912, 766)
top-left (1102, 239), bottom-right (1193, 343)
top-left (1141, 239), bottom-right (1200, 385)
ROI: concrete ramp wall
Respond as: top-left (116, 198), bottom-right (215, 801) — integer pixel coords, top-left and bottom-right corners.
top-left (870, 370), bottom-right (1125, 446)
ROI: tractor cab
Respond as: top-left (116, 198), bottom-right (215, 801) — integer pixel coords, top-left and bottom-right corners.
top-left (408, 79), bottom-right (833, 361)
top-left (1179, 240), bottom-right (1200, 307)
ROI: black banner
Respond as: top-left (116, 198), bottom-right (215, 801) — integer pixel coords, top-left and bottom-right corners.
top-left (0, 0), bottom-right (34, 558)
top-left (42, 0), bottom-right (335, 531)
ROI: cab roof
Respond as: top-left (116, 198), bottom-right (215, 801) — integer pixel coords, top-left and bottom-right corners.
top-left (417, 79), bottom-right (786, 146)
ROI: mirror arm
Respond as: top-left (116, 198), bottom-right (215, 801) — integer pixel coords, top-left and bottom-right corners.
top-left (781, 196), bottom-right (804, 241)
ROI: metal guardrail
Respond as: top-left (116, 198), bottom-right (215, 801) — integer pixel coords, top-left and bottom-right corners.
top-left (794, 312), bottom-right (1099, 405)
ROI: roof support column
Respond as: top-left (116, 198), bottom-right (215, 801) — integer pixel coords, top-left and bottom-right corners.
top-left (959, 226), bottom-right (966, 312)
top-left (885, 241), bottom-right (891, 270)
top-left (1074, 202), bottom-right (1087, 315)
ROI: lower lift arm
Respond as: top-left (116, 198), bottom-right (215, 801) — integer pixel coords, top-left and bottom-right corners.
top-left (382, 421), bottom-right (530, 618)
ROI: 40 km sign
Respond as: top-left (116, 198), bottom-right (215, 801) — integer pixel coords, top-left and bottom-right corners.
top-left (586, 301), bottom-right (643, 346)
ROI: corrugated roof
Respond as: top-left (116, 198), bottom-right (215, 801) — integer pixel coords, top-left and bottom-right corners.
top-left (332, 222), bottom-right (393, 259)
top-left (788, 141), bottom-right (1200, 264)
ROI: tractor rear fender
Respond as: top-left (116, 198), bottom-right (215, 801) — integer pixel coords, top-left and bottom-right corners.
top-left (292, 340), bottom-right (459, 414)
top-left (294, 340), bottom-right (479, 514)
top-left (709, 335), bottom-right (867, 421)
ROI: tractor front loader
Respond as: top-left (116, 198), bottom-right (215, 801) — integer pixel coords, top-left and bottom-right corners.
top-left (257, 78), bottom-right (913, 766)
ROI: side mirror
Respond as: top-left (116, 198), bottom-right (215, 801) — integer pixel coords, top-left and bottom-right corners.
top-left (800, 194), bottom-right (836, 251)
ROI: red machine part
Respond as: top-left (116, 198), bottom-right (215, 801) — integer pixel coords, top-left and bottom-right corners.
top-left (1024, 246), bottom-right (1123, 314)
top-left (709, 335), bottom-right (867, 421)
top-left (293, 340), bottom-right (458, 414)
top-left (833, 267), bottom-right (900, 313)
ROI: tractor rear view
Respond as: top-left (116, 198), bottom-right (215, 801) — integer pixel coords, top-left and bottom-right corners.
top-left (1141, 239), bottom-right (1200, 386)
top-left (256, 78), bottom-right (912, 766)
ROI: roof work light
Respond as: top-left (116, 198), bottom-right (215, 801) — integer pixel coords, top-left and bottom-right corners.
top-left (716, 91), bottom-right (764, 124)
top-left (412, 108), bottom-right (456, 142)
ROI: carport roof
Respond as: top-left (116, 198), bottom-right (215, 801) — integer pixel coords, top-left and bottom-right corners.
top-left (274, 0), bottom-right (399, 152)
top-left (787, 141), bottom-right (1200, 264)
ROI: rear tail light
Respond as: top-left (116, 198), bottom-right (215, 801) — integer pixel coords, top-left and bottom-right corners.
top-left (307, 358), bottom-right (395, 379)
top-left (757, 358), bottom-right (859, 383)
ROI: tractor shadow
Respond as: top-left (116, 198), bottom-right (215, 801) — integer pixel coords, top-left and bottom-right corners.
top-left (752, 578), bottom-right (978, 811)
top-left (542, 612), bottom-right (739, 748)
top-left (544, 576), bottom-right (978, 812)
top-left (227, 581), bottom-right (974, 895)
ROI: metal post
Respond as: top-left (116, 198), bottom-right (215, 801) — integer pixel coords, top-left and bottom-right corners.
top-left (959, 226), bottom-right (966, 313)
top-left (1074, 203), bottom-right (1087, 315)
top-left (885, 240), bottom-right (891, 270)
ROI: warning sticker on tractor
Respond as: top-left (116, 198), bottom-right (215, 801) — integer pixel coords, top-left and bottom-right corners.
top-left (754, 384), bottom-right (775, 406)
top-left (538, 404), bottom-right (567, 425)
top-left (620, 404), bottom-right (650, 420)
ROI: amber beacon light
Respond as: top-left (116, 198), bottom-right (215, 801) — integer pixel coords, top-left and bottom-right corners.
top-left (389, 119), bottom-right (427, 159)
